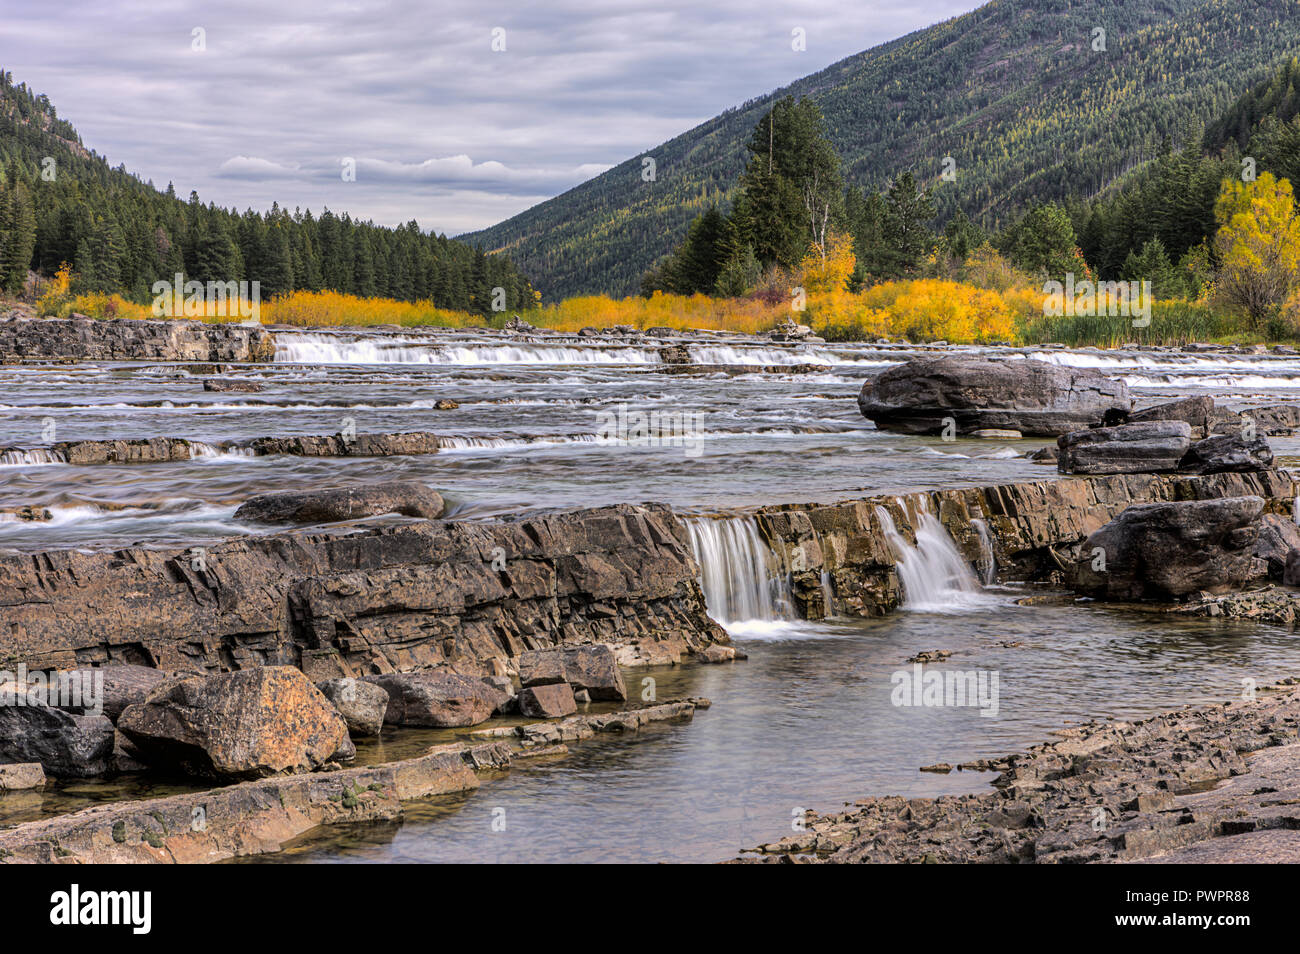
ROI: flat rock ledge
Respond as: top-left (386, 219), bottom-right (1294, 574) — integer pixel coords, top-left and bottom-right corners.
top-left (0, 699), bottom-right (703, 864)
top-left (738, 683), bottom-right (1300, 864)
top-left (0, 316), bottom-right (275, 364)
top-left (0, 431), bottom-right (442, 466)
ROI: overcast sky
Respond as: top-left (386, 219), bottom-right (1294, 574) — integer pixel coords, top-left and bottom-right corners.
top-left (1, 0), bottom-right (976, 236)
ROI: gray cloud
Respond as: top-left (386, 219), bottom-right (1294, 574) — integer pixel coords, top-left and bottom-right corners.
top-left (1, 0), bottom-right (977, 235)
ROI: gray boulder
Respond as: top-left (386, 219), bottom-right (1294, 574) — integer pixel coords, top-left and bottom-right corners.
top-left (234, 481), bottom-right (444, 525)
top-left (1057, 421), bottom-right (1192, 475)
top-left (1254, 513), bottom-right (1300, 581)
top-left (0, 693), bottom-right (116, 778)
top-left (1178, 434), bottom-right (1273, 475)
top-left (1127, 395), bottom-right (1216, 438)
top-left (1067, 496), bottom-right (1266, 601)
top-left (858, 356), bottom-right (1130, 436)
top-left (362, 671), bottom-right (509, 728)
top-left (315, 677), bottom-right (389, 736)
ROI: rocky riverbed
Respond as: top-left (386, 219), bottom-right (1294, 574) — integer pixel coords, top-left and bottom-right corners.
top-left (8, 317), bottom-right (1300, 863)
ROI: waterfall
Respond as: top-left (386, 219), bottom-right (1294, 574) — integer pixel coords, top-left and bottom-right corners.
top-left (970, 517), bottom-right (997, 585)
top-left (0, 448), bottom-right (67, 467)
top-left (875, 504), bottom-right (988, 612)
top-left (684, 516), bottom-right (794, 627)
top-left (273, 334), bottom-right (656, 365)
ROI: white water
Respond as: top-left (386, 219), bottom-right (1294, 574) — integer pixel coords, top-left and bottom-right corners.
top-left (684, 516), bottom-right (796, 633)
top-left (875, 505), bottom-right (992, 612)
top-left (971, 517), bottom-right (997, 586)
top-left (274, 335), bottom-right (656, 366)
top-left (0, 448), bottom-right (67, 467)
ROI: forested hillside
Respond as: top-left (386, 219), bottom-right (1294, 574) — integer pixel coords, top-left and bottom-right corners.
top-left (463, 0), bottom-right (1300, 299)
top-left (0, 70), bottom-right (535, 313)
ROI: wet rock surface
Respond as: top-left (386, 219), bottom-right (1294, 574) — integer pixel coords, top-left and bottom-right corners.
top-left (234, 481), bottom-right (445, 525)
top-left (0, 701), bottom-right (116, 778)
top-left (315, 677), bottom-right (389, 736)
top-left (741, 684), bottom-right (1300, 863)
top-left (858, 356), bottom-right (1130, 436)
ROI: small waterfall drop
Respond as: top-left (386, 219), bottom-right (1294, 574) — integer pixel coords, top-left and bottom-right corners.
top-left (875, 504), bottom-right (989, 612)
top-left (0, 448), bottom-right (67, 467)
top-left (684, 516), bottom-right (795, 629)
top-left (970, 517), bottom-right (997, 585)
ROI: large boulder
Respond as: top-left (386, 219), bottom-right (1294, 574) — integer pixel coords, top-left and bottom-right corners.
top-left (1057, 421), bottom-right (1192, 475)
top-left (1254, 513), bottom-right (1300, 581)
top-left (234, 481), bottom-right (444, 525)
top-left (117, 667), bottom-right (353, 779)
top-left (1178, 434), bottom-right (1273, 475)
top-left (315, 677), bottom-right (388, 736)
top-left (1127, 395), bottom-right (1216, 438)
top-left (1067, 496), bottom-right (1266, 600)
top-left (42, 665), bottom-right (174, 723)
top-left (858, 356), bottom-right (1130, 436)
top-left (517, 644), bottom-right (627, 702)
top-left (362, 671), bottom-right (509, 728)
top-left (0, 686), bottom-right (116, 777)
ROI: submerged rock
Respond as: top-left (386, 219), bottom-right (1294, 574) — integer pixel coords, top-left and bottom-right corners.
top-left (363, 671), bottom-right (510, 728)
top-left (117, 667), bottom-right (353, 779)
top-left (203, 378), bottom-right (262, 393)
top-left (1067, 496), bottom-right (1265, 600)
top-left (234, 481), bottom-right (445, 525)
top-left (1057, 421), bottom-right (1192, 475)
top-left (858, 356), bottom-right (1130, 436)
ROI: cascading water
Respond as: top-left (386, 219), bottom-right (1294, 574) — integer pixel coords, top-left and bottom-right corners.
top-left (875, 504), bottom-right (990, 611)
top-left (0, 448), bottom-right (67, 467)
top-left (970, 517), bottom-right (997, 586)
top-left (273, 334), bottom-right (656, 365)
top-left (683, 516), bottom-right (795, 630)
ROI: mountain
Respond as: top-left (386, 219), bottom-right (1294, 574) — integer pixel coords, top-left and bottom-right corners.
top-left (462, 0), bottom-right (1300, 300)
top-left (0, 70), bottom-right (535, 312)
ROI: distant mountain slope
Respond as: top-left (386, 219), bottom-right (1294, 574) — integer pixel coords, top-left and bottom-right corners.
top-left (463, 0), bottom-right (1300, 300)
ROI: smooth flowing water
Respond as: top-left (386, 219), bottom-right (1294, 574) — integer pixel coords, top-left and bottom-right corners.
top-left (5, 326), bottom-right (1300, 862)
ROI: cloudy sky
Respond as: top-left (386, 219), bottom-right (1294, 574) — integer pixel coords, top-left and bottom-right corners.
top-left (2, 0), bottom-right (976, 236)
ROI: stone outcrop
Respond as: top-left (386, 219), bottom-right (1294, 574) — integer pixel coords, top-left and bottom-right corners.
top-left (1066, 496), bottom-right (1265, 601)
top-left (117, 667), bottom-right (353, 779)
top-left (741, 684), bottom-right (1300, 864)
top-left (1056, 421), bottom-right (1191, 475)
top-left (753, 470), bottom-right (1299, 618)
top-left (234, 482), bottom-right (445, 525)
top-left (858, 356), bottom-right (1130, 436)
top-left (0, 503), bottom-right (725, 678)
top-left (315, 678), bottom-right (388, 736)
top-left (1253, 513), bottom-right (1300, 582)
top-left (0, 763), bottom-right (45, 791)
top-left (362, 671), bottom-right (509, 727)
top-left (203, 378), bottom-right (262, 392)
top-left (244, 431), bottom-right (442, 457)
top-left (0, 316), bottom-right (274, 363)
